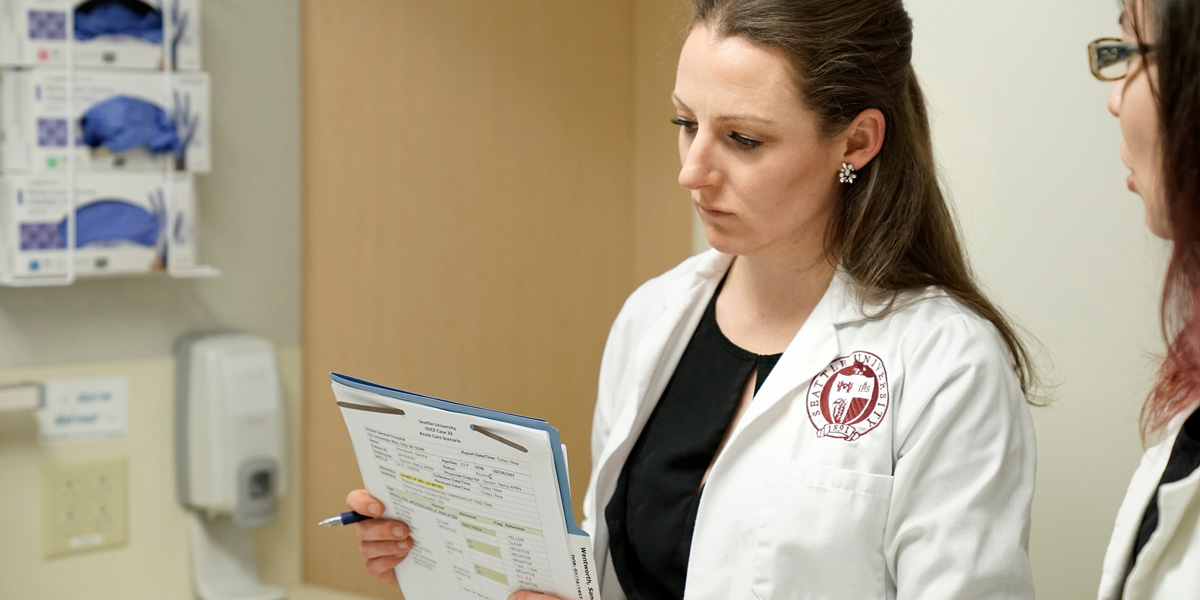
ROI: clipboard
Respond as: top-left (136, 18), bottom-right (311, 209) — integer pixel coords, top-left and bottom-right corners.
top-left (331, 373), bottom-right (596, 600)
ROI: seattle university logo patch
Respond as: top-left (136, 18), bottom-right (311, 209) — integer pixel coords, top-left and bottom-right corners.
top-left (807, 352), bottom-right (890, 442)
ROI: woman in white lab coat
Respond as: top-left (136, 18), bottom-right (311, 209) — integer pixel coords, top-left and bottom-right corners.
top-left (348, 0), bottom-right (1039, 598)
top-left (1093, 1), bottom-right (1200, 598)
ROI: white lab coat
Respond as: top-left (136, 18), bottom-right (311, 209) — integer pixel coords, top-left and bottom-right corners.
top-left (1098, 401), bottom-right (1200, 600)
top-left (579, 250), bottom-right (1036, 600)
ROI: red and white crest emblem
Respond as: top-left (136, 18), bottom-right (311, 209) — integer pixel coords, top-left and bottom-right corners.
top-left (807, 352), bottom-right (890, 442)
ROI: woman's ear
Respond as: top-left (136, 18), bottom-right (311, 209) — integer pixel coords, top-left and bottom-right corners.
top-left (841, 108), bottom-right (886, 170)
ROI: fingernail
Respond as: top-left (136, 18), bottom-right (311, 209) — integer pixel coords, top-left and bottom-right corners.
top-left (393, 525), bottom-right (406, 538)
top-left (369, 502), bottom-right (383, 516)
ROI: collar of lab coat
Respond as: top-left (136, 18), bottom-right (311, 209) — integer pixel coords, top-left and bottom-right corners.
top-left (1098, 400), bottom-right (1200, 600)
top-left (605, 250), bottom-right (867, 477)
top-left (654, 250), bottom-right (875, 325)
top-left (630, 249), bottom-right (887, 428)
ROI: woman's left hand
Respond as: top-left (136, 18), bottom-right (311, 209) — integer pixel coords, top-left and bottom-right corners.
top-left (507, 592), bottom-right (565, 600)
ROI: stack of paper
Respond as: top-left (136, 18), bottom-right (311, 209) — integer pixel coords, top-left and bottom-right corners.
top-left (332, 373), bottom-right (596, 600)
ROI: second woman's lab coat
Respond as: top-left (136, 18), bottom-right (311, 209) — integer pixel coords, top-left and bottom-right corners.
top-left (1098, 401), bottom-right (1200, 600)
top-left (579, 250), bottom-right (1037, 600)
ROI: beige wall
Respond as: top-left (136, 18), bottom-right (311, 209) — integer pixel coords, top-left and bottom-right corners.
top-left (0, 347), bottom-right (307, 600)
top-left (906, 1), bottom-right (1167, 596)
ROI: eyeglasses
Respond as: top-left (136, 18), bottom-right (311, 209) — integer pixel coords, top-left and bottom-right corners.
top-left (1089, 37), bottom-right (1154, 81)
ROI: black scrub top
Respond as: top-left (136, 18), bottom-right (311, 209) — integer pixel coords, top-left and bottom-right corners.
top-left (1132, 406), bottom-right (1200, 561)
top-left (604, 279), bottom-right (782, 600)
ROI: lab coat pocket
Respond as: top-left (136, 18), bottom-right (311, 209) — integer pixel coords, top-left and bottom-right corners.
top-left (750, 464), bottom-right (893, 600)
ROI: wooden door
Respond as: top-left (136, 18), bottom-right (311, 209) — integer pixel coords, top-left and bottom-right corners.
top-left (301, 1), bottom-right (689, 596)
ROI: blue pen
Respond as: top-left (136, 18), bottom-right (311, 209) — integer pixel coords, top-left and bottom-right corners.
top-left (317, 510), bottom-right (373, 527)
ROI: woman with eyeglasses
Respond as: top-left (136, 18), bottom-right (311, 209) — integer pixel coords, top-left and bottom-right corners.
top-left (1091, 1), bottom-right (1200, 598)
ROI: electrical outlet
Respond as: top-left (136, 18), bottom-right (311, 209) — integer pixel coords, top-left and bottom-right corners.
top-left (42, 458), bottom-right (128, 557)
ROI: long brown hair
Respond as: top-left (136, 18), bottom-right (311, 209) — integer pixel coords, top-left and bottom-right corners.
top-left (690, 0), bottom-right (1036, 396)
top-left (1135, 0), bottom-right (1200, 436)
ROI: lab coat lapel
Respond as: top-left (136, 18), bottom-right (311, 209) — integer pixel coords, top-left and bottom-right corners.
top-left (590, 252), bottom-right (732, 571)
top-left (1113, 400), bottom-right (1200, 597)
top-left (683, 268), bottom-right (850, 600)
top-left (733, 268), bottom-right (852, 430)
top-left (628, 267), bottom-right (726, 434)
top-left (1099, 402), bottom-right (1200, 600)
top-left (1099, 440), bottom-right (1173, 600)
top-left (1124, 467), bottom-right (1200, 599)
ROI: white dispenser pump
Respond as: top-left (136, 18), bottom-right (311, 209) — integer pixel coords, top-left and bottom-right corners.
top-left (176, 333), bottom-right (287, 600)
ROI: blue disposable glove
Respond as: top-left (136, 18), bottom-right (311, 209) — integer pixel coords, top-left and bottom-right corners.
top-left (80, 95), bottom-right (181, 155)
top-left (58, 200), bottom-right (164, 249)
top-left (74, 0), bottom-right (164, 43)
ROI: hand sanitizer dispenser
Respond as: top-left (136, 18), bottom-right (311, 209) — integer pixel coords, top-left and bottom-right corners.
top-left (176, 333), bottom-right (287, 600)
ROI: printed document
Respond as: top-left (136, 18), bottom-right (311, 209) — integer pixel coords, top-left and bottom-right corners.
top-left (331, 373), bottom-right (596, 600)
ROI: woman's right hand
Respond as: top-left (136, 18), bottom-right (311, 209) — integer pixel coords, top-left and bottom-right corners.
top-left (346, 489), bottom-right (413, 586)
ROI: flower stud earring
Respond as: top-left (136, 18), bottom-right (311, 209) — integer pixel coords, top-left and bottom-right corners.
top-left (839, 163), bottom-right (857, 184)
